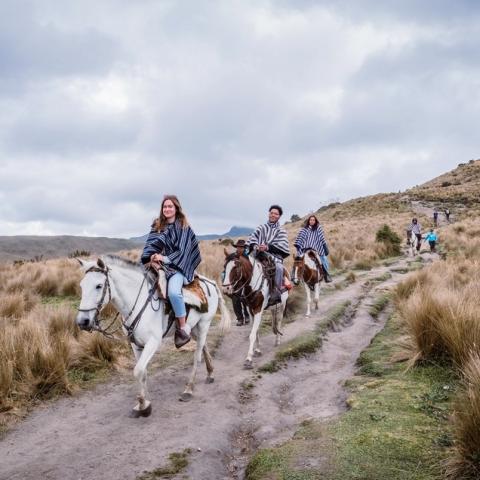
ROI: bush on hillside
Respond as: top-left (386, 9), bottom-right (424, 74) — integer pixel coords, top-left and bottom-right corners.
top-left (375, 224), bottom-right (401, 257)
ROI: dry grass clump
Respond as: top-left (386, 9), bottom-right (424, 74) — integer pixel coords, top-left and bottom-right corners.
top-left (0, 259), bottom-right (82, 298)
top-left (446, 353), bottom-right (480, 479)
top-left (396, 259), bottom-right (480, 367)
top-left (441, 219), bottom-right (480, 261)
top-left (0, 291), bottom-right (39, 319)
top-left (0, 257), bottom-right (128, 427)
top-left (0, 304), bottom-right (127, 421)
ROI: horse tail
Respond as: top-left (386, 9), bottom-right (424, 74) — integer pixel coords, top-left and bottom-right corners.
top-left (213, 281), bottom-right (232, 332)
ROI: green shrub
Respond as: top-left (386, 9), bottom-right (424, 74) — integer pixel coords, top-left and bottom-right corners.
top-left (375, 224), bottom-right (401, 257)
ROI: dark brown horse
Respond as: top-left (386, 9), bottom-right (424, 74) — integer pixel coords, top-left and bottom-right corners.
top-left (222, 250), bottom-right (288, 368)
top-left (292, 250), bottom-right (323, 317)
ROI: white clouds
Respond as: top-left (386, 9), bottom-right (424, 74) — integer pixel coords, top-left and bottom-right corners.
top-left (0, 1), bottom-right (479, 236)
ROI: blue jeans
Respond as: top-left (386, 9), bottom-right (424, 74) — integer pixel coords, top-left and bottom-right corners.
top-left (168, 272), bottom-right (187, 318)
top-left (320, 255), bottom-right (329, 273)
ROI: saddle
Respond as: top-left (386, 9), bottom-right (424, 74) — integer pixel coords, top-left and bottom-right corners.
top-left (256, 252), bottom-right (290, 307)
top-left (155, 268), bottom-right (209, 314)
top-left (307, 251), bottom-right (325, 280)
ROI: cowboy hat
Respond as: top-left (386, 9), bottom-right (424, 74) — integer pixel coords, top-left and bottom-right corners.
top-left (231, 239), bottom-right (247, 248)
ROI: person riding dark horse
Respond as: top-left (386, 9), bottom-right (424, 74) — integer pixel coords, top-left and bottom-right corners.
top-left (247, 205), bottom-right (291, 305)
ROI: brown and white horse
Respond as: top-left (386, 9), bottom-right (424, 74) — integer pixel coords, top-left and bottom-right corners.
top-left (291, 250), bottom-right (324, 317)
top-left (222, 251), bottom-right (288, 369)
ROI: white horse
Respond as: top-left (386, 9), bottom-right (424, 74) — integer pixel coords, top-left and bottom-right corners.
top-left (222, 252), bottom-right (288, 369)
top-left (407, 230), bottom-right (420, 256)
top-left (291, 250), bottom-right (322, 317)
top-left (76, 255), bottom-right (231, 417)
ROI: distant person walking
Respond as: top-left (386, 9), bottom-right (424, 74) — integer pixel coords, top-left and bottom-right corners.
top-left (445, 208), bottom-right (451, 223)
top-left (424, 229), bottom-right (438, 253)
top-left (433, 209), bottom-right (438, 227)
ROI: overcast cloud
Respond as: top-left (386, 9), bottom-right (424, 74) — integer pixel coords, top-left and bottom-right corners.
top-left (1, 0), bottom-right (479, 237)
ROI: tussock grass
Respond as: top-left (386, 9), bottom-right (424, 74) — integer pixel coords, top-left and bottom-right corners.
top-left (396, 259), bottom-right (480, 368)
top-left (0, 257), bottom-right (129, 428)
top-left (446, 353), bottom-right (480, 479)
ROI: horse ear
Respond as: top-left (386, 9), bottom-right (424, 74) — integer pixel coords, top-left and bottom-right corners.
top-left (97, 258), bottom-right (106, 270)
top-left (224, 248), bottom-right (229, 257)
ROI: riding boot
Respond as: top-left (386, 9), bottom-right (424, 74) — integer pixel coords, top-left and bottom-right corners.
top-left (322, 266), bottom-right (332, 283)
top-left (236, 317), bottom-right (245, 326)
top-left (174, 321), bottom-right (191, 349)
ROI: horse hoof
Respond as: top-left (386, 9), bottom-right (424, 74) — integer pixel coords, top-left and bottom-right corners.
top-left (206, 377), bottom-right (215, 384)
top-left (180, 392), bottom-right (193, 402)
top-left (254, 350), bottom-right (262, 357)
top-left (129, 402), bottom-right (152, 418)
top-left (243, 359), bottom-right (253, 370)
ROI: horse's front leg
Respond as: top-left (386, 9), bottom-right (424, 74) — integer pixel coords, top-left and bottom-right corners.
top-left (180, 318), bottom-right (208, 401)
top-left (254, 328), bottom-right (262, 357)
top-left (275, 294), bottom-right (287, 346)
top-left (131, 337), bottom-right (161, 417)
top-left (304, 283), bottom-right (312, 317)
top-left (245, 312), bottom-right (262, 369)
top-left (314, 282), bottom-right (320, 310)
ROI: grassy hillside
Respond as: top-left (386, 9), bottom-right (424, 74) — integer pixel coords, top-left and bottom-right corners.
top-left (406, 159), bottom-right (480, 207)
top-left (0, 235), bottom-right (142, 262)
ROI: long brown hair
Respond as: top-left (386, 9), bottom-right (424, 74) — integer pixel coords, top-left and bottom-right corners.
top-left (153, 195), bottom-right (189, 232)
top-left (303, 214), bottom-right (319, 229)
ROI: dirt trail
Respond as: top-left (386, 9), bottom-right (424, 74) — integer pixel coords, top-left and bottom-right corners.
top-left (0, 255), bottom-right (433, 480)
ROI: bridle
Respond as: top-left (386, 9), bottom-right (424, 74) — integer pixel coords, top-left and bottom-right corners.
top-left (223, 256), bottom-right (251, 295)
top-left (223, 255), bottom-right (264, 298)
top-left (77, 265), bottom-right (156, 344)
top-left (77, 266), bottom-right (115, 335)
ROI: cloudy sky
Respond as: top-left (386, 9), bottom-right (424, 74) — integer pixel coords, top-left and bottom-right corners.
top-left (1, 1), bottom-right (479, 237)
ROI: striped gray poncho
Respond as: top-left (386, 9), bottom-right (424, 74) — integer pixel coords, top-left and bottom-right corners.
top-left (248, 221), bottom-right (290, 260)
top-left (141, 220), bottom-right (201, 282)
top-left (294, 225), bottom-right (328, 256)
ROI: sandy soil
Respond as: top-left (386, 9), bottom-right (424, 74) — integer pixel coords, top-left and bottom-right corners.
top-left (0, 254), bottom-right (435, 480)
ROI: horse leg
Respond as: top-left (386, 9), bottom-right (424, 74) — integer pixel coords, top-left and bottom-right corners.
top-left (314, 282), bottom-right (320, 310)
top-left (203, 344), bottom-right (214, 383)
top-left (275, 294), bottom-right (287, 346)
top-left (131, 337), bottom-right (160, 417)
top-left (245, 312), bottom-right (262, 369)
top-left (254, 328), bottom-right (262, 357)
top-left (304, 283), bottom-right (311, 317)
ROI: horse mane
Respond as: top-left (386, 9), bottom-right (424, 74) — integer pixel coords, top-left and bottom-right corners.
top-left (102, 254), bottom-right (142, 271)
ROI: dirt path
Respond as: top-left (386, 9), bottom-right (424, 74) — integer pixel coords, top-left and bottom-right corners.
top-left (0, 255), bottom-right (433, 480)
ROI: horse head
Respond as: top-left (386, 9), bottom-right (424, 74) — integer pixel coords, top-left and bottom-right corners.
top-left (222, 249), bottom-right (252, 296)
top-left (76, 258), bottom-right (111, 331)
top-left (292, 255), bottom-right (305, 285)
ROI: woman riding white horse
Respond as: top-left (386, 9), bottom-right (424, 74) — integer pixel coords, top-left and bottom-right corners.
top-left (141, 195), bottom-right (200, 348)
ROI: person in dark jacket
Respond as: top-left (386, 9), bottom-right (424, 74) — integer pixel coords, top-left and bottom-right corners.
top-left (230, 239), bottom-right (250, 326)
top-left (141, 195), bottom-right (201, 348)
